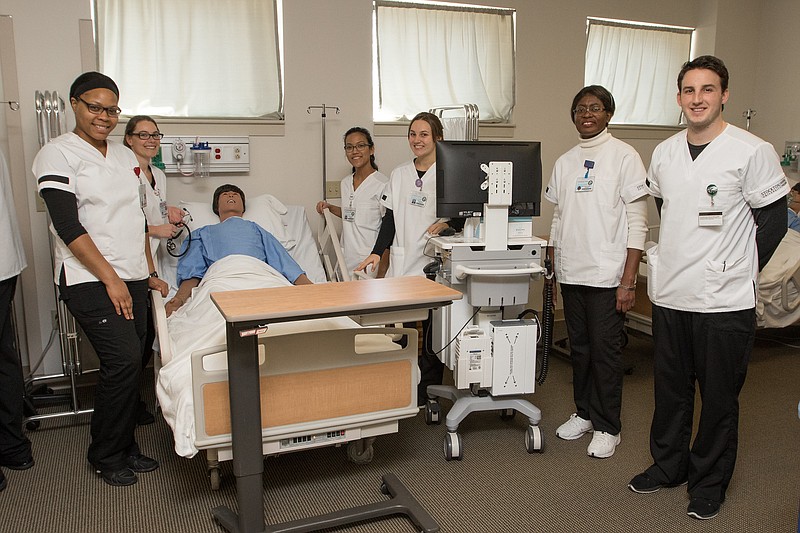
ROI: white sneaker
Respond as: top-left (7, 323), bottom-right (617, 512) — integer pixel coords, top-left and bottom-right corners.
top-left (587, 431), bottom-right (621, 458)
top-left (555, 413), bottom-right (593, 440)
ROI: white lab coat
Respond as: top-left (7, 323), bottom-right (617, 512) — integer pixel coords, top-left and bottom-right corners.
top-left (646, 124), bottom-right (789, 312)
top-left (381, 160), bottom-right (438, 278)
top-left (0, 149), bottom-right (26, 282)
top-left (545, 130), bottom-right (648, 287)
top-left (33, 133), bottom-right (148, 285)
top-left (142, 165), bottom-right (177, 288)
top-left (340, 170), bottom-right (388, 276)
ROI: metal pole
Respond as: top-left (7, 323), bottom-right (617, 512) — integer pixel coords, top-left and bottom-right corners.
top-left (307, 104), bottom-right (340, 201)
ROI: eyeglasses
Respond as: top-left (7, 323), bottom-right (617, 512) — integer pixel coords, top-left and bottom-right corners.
top-left (76, 96), bottom-right (122, 117)
top-left (130, 131), bottom-right (164, 140)
top-left (344, 143), bottom-right (370, 153)
top-left (573, 104), bottom-right (605, 116)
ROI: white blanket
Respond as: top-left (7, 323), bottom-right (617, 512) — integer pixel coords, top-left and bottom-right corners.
top-left (156, 254), bottom-right (361, 457)
top-left (757, 229), bottom-right (800, 328)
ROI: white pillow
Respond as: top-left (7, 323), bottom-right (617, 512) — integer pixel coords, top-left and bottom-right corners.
top-left (179, 193), bottom-right (294, 248)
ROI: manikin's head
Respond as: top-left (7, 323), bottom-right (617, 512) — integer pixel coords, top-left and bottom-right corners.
top-left (212, 184), bottom-right (246, 221)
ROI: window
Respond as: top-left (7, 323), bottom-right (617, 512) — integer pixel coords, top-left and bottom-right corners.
top-left (374, 1), bottom-right (515, 123)
top-left (94, 0), bottom-right (282, 119)
top-left (585, 18), bottom-right (693, 126)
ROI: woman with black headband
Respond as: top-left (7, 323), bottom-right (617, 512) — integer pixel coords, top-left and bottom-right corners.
top-left (33, 71), bottom-right (169, 487)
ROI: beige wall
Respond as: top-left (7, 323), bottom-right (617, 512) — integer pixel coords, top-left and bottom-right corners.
top-left (0, 0), bottom-right (787, 371)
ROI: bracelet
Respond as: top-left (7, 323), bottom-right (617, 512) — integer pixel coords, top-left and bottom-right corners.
top-left (149, 271), bottom-right (159, 278)
top-left (618, 283), bottom-right (636, 291)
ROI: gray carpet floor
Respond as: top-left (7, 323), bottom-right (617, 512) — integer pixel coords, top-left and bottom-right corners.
top-left (1, 326), bottom-right (798, 533)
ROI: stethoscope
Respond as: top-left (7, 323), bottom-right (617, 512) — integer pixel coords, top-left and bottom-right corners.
top-left (166, 209), bottom-right (193, 258)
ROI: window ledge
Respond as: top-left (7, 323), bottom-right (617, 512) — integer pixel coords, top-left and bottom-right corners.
top-left (609, 124), bottom-right (683, 140)
top-left (374, 121), bottom-right (515, 139)
top-left (118, 117), bottom-right (285, 137)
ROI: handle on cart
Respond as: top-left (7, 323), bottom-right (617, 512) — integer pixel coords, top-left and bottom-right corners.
top-left (454, 263), bottom-right (544, 281)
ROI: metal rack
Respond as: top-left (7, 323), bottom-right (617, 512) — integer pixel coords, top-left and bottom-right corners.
top-left (429, 103), bottom-right (479, 141)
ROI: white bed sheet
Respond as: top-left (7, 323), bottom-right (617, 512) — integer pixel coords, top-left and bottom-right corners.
top-left (757, 229), bottom-right (800, 328)
top-left (155, 254), bottom-right (387, 457)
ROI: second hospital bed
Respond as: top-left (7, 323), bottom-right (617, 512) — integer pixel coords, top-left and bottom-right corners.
top-left (153, 196), bottom-right (422, 489)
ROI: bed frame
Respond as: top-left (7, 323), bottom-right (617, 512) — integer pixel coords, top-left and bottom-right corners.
top-left (153, 291), bottom-right (419, 489)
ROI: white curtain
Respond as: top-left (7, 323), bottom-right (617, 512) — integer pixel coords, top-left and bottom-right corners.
top-left (585, 20), bottom-right (691, 126)
top-left (96, 0), bottom-right (281, 118)
top-left (375, 2), bottom-right (515, 123)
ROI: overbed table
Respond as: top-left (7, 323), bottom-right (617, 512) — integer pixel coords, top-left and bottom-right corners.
top-left (210, 276), bottom-right (462, 533)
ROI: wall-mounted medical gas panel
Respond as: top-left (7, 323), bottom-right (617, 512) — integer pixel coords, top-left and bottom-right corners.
top-left (160, 136), bottom-right (250, 174)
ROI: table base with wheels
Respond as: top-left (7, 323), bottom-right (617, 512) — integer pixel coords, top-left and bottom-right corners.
top-left (212, 472), bottom-right (439, 533)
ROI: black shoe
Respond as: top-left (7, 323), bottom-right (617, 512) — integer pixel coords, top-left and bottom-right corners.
top-left (0, 469), bottom-right (6, 492)
top-left (97, 467), bottom-right (138, 487)
top-left (628, 471), bottom-right (687, 494)
top-left (137, 401), bottom-right (155, 426)
top-left (126, 453), bottom-right (159, 473)
top-left (687, 497), bottom-right (720, 520)
top-left (0, 457), bottom-right (34, 471)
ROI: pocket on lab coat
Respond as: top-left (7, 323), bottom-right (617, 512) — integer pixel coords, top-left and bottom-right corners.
top-left (355, 205), bottom-right (381, 232)
top-left (600, 240), bottom-right (627, 281)
top-left (703, 255), bottom-right (753, 308)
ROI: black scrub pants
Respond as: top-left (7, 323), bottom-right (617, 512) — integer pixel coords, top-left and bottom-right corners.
top-left (405, 313), bottom-right (443, 403)
top-left (0, 276), bottom-right (32, 464)
top-left (560, 284), bottom-right (625, 435)
top-left (645, 304), bottom-right (754, 504)
top-left (60, 279), bottom-right (148, 472)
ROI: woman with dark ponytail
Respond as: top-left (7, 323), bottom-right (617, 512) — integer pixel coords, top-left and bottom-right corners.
top-left (316, 127), bottom-right (389, 277)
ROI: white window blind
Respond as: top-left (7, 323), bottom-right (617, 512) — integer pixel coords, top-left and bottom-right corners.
top-left (374, 1), bottom-right (515, 123)
top-left (95, 0), bottom-right (282, 119)
top-left (585, 18), bottom-right (692, 126)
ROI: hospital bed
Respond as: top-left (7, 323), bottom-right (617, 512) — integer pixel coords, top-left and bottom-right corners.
top-left (153, 196), bottom-right (421, 489)
top-left (624, 226), bottom-right (800, 333)
top-left (756, 228), bottom-right (800, 328)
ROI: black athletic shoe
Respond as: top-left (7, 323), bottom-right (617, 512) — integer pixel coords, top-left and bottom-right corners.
top-left (687, 497), bottom-right (720, 520)
top-left (0, 457), bottom-right (34, 471)
top-left (628, 471), bottom-right (687, 494)
top-left (125, 453), bottom-right (159, 473)
top-left (97, 467), bottom-right (138, 487)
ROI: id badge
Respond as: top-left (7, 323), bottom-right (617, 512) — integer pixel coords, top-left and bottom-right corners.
top-left (138, 183), bottom-right (147, 209)
top-left (698, 210), bottom-right (723, 227)
top-left (159, 200), bottom-right (168, 219)
top-left (575, 175), bottom-right (594, 192)
top-left (409, 190), bottom-right (428, 207)
top-left (343, 208), bottom-right (356, 222)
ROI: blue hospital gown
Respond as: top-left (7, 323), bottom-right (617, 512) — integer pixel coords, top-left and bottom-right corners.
top-left (177, 216), bottom-right (304, 285)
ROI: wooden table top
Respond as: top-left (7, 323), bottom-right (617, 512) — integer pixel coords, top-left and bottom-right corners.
top-left (211, 276), bottom-right (462, 324)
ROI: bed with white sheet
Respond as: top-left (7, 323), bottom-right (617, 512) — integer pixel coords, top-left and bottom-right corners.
top-left (757, 229), bottom-right (800, 329)
top-left (153, 196), bottom-right (420, 489)
top-left (625, 228), bottom-right (800, 333)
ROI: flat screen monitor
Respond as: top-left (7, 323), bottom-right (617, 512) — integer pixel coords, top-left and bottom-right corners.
top-left (435, 140), bottom-right (542, 218)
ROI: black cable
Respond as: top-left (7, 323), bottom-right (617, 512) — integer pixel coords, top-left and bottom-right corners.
top-left (432, 306), bottom-right (482, 356)
top-left (538, 257), bottom-right (554, 385)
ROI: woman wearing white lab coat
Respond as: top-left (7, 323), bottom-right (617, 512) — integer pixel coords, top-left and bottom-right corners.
top-left (356, 112), bottom-right (457, 404)
top-left (34, 72), bottom-right (168, 486)
top-left (124, 115), bottom-right (182, 425)
top-left (544, 86), bottom-right (648, 459)
top-left (316, 127), bottom-right (388, 278)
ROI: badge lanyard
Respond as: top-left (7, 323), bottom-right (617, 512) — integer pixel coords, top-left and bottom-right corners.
top-left (576, 160), bottom-right (595, 192)
top-left (134, 167), bottom-right (147, 209)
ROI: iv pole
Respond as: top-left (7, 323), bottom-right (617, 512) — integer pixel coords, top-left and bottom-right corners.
top-left (307, 104), bottom-right (340, 201)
